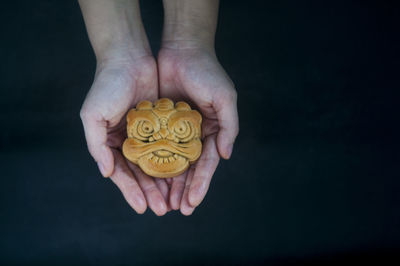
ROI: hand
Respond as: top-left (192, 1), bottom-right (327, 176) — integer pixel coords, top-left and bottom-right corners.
top-left (158, 46), bottom-right (239, 215)
top-left (80, 54), bottom-right (170, 216)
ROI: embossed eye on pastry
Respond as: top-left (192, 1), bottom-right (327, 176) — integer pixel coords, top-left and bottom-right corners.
top-left (122, 98), bottom-right (202, 178)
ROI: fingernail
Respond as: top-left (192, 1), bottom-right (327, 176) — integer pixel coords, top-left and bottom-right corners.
top-left (181, 207), bottom-right (195, 216)
top-left (135, 196), bottom-right (147, 214)
top-left (226, 145), bottom-right (233, 159)
top-left (171, 195), bottom-right (180, 210)
top-left (189, 189), bottom-right (201, 207)
top-left (157, 206), bottom-right (167, 216)
top-left (97, 162), bottom-right (106, 177)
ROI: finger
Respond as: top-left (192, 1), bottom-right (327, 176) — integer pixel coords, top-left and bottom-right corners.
top-left (180, 167), bottom-right (196, 216)
top-left (109, 149), bottom-right (147, 214)
top-left (106, 119), bottom-right (127, 149)
top-left (129, 164), bottom-right (168, 216)
top-left (188, 134), bottom-right (220, 207)
top-left (202, 118), bottom-right (219, 138)
top-left (154, 178), bottom-right (171, 212)
top-left (80, 110), bottom-right (114, 177)
top-left (169, 172), bottom-right (187, 210)
top-left (214, 89), bottom-right (239, 159)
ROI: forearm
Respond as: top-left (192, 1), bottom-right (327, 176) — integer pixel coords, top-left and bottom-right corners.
top-left (162, 0), bottom-right (219, 51)
top-left (78, 0), bottom-right (151, 62)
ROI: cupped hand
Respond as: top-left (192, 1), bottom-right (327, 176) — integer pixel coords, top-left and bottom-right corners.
top-left (157, 46), bottom-right (239, 215)
top-left (80, 54), bottom-right (170, 216)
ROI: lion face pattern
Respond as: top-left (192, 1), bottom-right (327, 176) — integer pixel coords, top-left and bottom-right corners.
top-left (122, 98), bottom-right (202, 178)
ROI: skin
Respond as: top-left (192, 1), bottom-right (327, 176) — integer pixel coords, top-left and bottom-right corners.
top-left (79, 0), bottom-right (239, 216)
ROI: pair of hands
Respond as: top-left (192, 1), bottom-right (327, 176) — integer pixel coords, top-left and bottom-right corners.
top-left (80, 46), bottom-right (238, 216)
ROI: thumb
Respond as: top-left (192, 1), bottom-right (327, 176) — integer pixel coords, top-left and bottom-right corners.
top-left (214, 89), bottom-right (239, 159)
top-left (80, 110), bottom-right (114, 177)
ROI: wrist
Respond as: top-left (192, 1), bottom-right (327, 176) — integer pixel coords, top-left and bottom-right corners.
top-left (95, 40), bottom-right (152, 65)
top-left (93, 18), bottom-right (152, 63)
top-left (79, 0), bottom-right (152, 63)
top-left (161, 24), bottom-right (215, 52)
top-left (161, 0), bottom-right (218, 52)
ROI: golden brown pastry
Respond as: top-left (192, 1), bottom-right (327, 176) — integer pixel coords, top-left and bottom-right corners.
top-left (122, 98), bottom-right (202, 178)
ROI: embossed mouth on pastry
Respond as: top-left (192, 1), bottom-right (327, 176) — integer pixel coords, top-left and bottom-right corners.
top-left (149, 150), bottom-right (182, 163)
top-left (122, 138), bottom-right (202, 178)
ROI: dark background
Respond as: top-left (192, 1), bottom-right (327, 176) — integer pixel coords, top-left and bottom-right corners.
top-left (1, 0), bottom-right (399, 265)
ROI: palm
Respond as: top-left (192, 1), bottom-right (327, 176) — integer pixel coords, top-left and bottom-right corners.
top-left (157, 48), bottom-right (237, 215)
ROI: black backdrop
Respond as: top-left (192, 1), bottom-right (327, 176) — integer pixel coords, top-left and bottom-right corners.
top-left (1, 0), bottom-right (399, 265)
